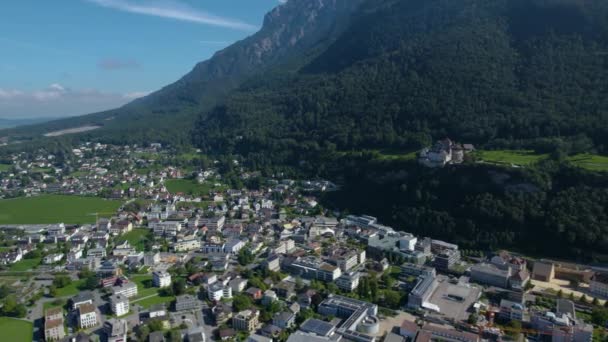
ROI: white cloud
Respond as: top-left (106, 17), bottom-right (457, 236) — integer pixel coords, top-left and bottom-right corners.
top-left (123, 91), bottom-right (151, 100)
top-left (0, 84), bottom-right (150, 118)
top-left (0, 89), bottom-right (23, 100)
top-left (85, 0), bottom-right (257, 31)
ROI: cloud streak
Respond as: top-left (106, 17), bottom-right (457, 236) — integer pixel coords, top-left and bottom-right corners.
top-left (85, 0), bottom-right (257, 31)
top-left (0, 84), bottom-right (149, 118)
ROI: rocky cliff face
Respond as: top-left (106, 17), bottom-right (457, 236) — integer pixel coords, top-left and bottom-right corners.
top-left (135, 0), bottom-right (364, 108)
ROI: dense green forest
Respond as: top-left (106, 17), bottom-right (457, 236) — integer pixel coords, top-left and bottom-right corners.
top-left (317, 154), bottom-right (608, 261)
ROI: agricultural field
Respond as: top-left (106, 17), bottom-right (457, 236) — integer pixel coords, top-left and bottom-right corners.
top-left (117, 229), bottom-right (151, 252)
top-left (0, 317), bottom-right (33, 342)
top-left (164, 179), bottom-right (224, 196)
top-left (567, 154), bottom-right (608, 172)
top-left (475, 150), bottom-right (548, 166)
top-left (9, 258), bottom-right (40, 272)
top-left (0, 195), bottom-right (122, 224)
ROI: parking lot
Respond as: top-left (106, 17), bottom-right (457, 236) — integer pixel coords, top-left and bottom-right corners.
top-left (427, 276), bottom-right (482, 322)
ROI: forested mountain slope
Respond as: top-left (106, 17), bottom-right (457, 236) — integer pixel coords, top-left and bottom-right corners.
top-left (194, 0), bottom-right (608, 165)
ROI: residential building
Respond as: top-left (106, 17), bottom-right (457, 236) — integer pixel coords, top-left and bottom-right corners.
top-left (172, 237), bottom-right (200, 252)
top-left (111, 282), bottom-right (138, 298)
top-left (77, 303), bottom-right (98, 329)
top-left (208, 283), bottom-right (232, 301)
top-left (264, 255), bottom-right (281, 272)
top-left (224, 239), bottom-right (246, 254)
top-left (400, 263), bottom-right (436, 279)
top-left (317, 295), bottom-right (379, 341)
top-left (44, 307), bottom-right (65, 341)
top-left (590, 273), bottom-right (608, 298)
top-left (153, 271), bottom-right (172, 288)
top-left (110, 294), bottom-right (130, 317)
top-left (532, 261), bottom-right (555, 282)
top-left (104, 318), bottom-right (128, 342)
top-left (199, 216), bottom-right (225, 231)
top-left (175, 294), bottom-right (201, 311)
top-left (144, 252), bottom-right (160, 266)
top-left (202, 243), bottom-right (225, 254)
top-left (336, 271), bottom-right (360, 291)
top-left (273, 311), bottom-right (296, 329)
top-left (233, 309), bottom-right (259, 332)
top-left (470, 263), bottom-right (511, 288)
top-left (499, 299), bottom-right (524, 321)
top-left (229, 278), bottom-right (248, 293)
top-left (70, 291), bottom-right (94, 310)
top-left (43, 253), bottom-right (64, 264)
top-left (408, 273), bottom-right (438, 309)
top-left (434, 250), bottom-right (460, 271)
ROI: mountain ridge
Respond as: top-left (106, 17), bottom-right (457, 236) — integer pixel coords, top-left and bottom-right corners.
top-left (0, 0), bottom-right (364, 144)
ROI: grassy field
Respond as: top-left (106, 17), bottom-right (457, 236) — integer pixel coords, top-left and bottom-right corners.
top-left (0, 164), bottom-right (11, 172)
top-left (164, 179), bottom-right (224, 196)
top-left (132, 293), bottom-right (175, 309)
top-left (0, 317), bottom-right (33, 342)
top-left (31, 167), bottom-right (53, 173)
top-left (131, 275), bottom-right (157, 298)
top-left (117, 229), bottom-right (151, 252)
top-left (9, 258), bottom-right (40, 271)
top-left (55, 279), bottom-right (86, 297)
top-left (0, 195), bottom-right (122, 224)
top-left (43, 299), bottom-right (67, 311)
top-left (476, 150), bottom-right (548, 166)
top-left (567, 154), bottom-right (608, 172)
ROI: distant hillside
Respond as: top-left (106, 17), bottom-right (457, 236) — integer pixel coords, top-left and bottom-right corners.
top-left (0, 117), bottom-right (59, 129)
top-left (0, 0), bottom-right (364, 145)
top-left (194, 0), bottom-right (608, 165)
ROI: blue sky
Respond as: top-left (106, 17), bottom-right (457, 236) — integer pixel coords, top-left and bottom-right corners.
top-left (0, 0), bottom-right (280, 118)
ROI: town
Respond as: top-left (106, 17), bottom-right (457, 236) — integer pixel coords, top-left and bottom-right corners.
top-left (0, 143), bottom-right (606, 342)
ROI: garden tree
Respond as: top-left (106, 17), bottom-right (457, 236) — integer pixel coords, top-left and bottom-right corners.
top-left (557, 289), bottom-right (563, 298)
top-left (592, 297), bottom-right (600, 306)
top-left (468, 313), bottom-right (479, 325)
top-left (169, 330), bottom-right (182, 342)
top-left (505, 320), bottom-right (523, 338)
top-left (382, 290), bottom-right (402, 309)
top-left (1, 295), bottom-right (26, 318)
top-left (0, 284), bottom-right (11, 299)
top-left (248, 277), bottom-right (268, 291)
top-left (148, 319), bottom-right (164, 332)
top-left (327, 282), bottom-right (339, 294)
top-left (172, 278), bottom-right (186, 296)
top-left (53, 275), bottom-right (71, 288)
top-left (136, 325), bottom-right (150, 342)
top-left (295, 277), bottom-right (304, 291)
top-left (580, 294), bottom-right (588, 303)
top-left (237, 248), bottom-right (254, 266)
top-left (591, 308), bottom-right (608, 326)
top-left (24, 250), bottom-right (42, 259)
top-left (49, 285), bottom-right (58, 297)
top-left (569, 292), bottom-right (575, 300)
top-left (84, 275), bottom-right (98, 290)
top-left (233, 294), bottom-right (253, 312)
top-left (381, 272), bottom-right (395, 289)
top-left (604, 300), bottom-right (608, 308)
top-left (79, 267), bottom-right (95, 279)
top-left (296, 308), bottom-right (316, 324)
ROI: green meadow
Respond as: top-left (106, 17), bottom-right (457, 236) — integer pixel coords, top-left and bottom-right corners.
top-left (0, 195), bottom-right (122, 224)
